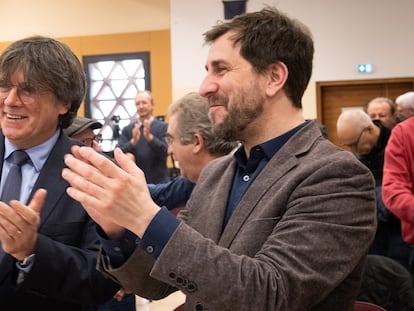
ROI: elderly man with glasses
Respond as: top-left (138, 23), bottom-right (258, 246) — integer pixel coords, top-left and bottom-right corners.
top-left (337, 109), bottom-right (412, 271)
top-left (64, 116), bottom-right (103, 150)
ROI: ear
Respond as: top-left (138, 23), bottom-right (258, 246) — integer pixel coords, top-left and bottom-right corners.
top-left (192, 133), bottom-right (204, 154)
top-left (265, 62), bottom-right (288, 97)
top-left (58, 101), bottom-right (71, 115)
top-left (365, 124), bottom-right (375, 133)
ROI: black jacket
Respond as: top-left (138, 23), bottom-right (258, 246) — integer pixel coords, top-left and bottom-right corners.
top-left (358, 254), bottom-right (414, 311)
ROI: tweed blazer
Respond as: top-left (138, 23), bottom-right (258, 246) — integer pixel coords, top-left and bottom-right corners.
top-left (0, 131), bottom-right (119, 311)
top-left (99, 121), bottom-right (376, 311)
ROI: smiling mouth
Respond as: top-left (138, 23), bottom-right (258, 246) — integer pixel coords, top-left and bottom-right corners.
top-left (6, 114), bottom-right (27, 120)
top-left (208, 100), bottom-right (222, 108)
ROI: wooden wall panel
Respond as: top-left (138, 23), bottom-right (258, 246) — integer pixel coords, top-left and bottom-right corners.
top-left (317, 78), bottom-right (414, 146)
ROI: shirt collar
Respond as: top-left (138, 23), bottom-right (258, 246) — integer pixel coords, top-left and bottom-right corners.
top-left (234, 120), bottom-right (309, 167)
top-left (4, 130), bottom-right (60, 172)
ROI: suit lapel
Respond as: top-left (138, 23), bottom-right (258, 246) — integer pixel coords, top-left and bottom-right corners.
top-left (218, 122), bottom-right (321, 248)
top-left (201, 161), bottom-right (234, 243)
top-left (182, 155), bottom-right (235, 243)
top-left (0, 134), bottom-right (5, 178)
top-left (0, 134), bottom-right (11, 282)
top-left (28, 133), bottom-right (74, 228)
top-left (218, 150), bottom-right (298, 247)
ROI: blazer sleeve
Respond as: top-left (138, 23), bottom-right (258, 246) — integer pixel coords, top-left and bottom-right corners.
top-left (15, 200), bottom-right (120, 304)
top-left (98, 152), bottom-right (376, 310)
top-left (147, 121), bottom-right (168, 159)
top-left (117, 124), bottom-right (135, 153)
top-left (148, 177), bottom-right (195, 210)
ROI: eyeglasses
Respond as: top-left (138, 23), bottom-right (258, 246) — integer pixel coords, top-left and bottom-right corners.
top-left (343, 128), bottom-right (366, 149)
top-left (165, 133), bottom-right (175, 145)
top-left (0, 81), bottom-right (38, 104)
top-left (81, 134), bottom-right (102, 147)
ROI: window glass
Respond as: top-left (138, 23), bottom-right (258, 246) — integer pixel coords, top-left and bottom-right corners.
top-left (83, 52), bottom-right (150, 152)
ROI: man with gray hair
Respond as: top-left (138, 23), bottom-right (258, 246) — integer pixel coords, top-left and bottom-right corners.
top-left (337, 109), bottom-right (412, 271)
top-left (166, 92), bottom-right (238, 183)
top-left (395, 91), bottom-right (414, 121)
top-left (366, 97), bottom-right (397, 129)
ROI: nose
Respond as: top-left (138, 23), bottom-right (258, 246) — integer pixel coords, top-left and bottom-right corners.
top-left (2, 87), bottom-right (21, 105)
top-left (199, 74), bottom-right (218, 98)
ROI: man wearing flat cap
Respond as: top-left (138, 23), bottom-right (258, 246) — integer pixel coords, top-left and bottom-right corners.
top-left (64, 116), bottom-right (102, 150)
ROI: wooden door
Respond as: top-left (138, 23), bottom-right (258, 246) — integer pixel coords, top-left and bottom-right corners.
top-left (316, 78), bottom-right (414, 146)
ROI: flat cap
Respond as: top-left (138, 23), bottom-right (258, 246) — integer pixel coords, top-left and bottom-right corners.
top-left (64, 116), bottom-right (102, 137)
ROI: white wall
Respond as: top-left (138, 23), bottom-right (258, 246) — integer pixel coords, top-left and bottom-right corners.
top-left (170, 0), bottom-right (414, 118)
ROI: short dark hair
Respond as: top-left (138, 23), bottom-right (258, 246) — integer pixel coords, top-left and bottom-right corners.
top-left (203, 7), bottom-right (314, 108)
top-left (0, 35), bottom-right (86, 129)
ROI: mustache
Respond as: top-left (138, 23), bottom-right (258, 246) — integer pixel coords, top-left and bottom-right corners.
top-left (208, 94), bottom-right (228, 108)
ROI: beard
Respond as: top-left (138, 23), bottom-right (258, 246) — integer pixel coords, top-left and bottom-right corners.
top-left (209, 84), bottom-right (265, 142)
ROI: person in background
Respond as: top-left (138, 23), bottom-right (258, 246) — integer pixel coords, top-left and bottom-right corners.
top-left (383, 91), bottom-right (414, 272)
top-left (0, 36), bottom-right (119, 310)
top-left (337, 109), bottom-right (412, 271)
top-left (117, 90), bottom-right (170, 184)
top-left (164, 91), bottom-right (239, 310)
top-left (64, 93), bottom-right (237, 311)
top-left (366, 96), bottom-right (398, 129)
top-left (65, 115), bottom-right (195, 212)
top-left (166, 92), bottom-right (238, 185)
top-left (62, 8), bottom-right (376, 310)
top-left (64, 116), bottom-right (136, 311)
top-left (64, 116), bottom-right (103, 151)
top-left (357, 254), bottom-right (414, 310)
top-left (143, 92), bottom-right (238, 218)
top-left (395, 91), bottom-right (414, 122)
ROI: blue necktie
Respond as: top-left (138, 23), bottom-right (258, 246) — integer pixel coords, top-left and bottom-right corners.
top-left (1, 150), bottom-right (29, 204)
top-left (0, 150), bottom-right (29, 270)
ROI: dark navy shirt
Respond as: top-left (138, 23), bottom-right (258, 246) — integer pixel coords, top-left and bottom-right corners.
top-left (100, 121), bottom-right (310, 265)
top-left (224, 121), bottom-right (309, 227)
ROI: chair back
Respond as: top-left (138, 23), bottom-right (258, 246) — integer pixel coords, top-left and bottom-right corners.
top-left (354, 301), bottom-right (387, 311)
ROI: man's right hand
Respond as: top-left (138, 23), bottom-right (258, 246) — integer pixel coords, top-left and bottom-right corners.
top-left (130, 122), bottom-right (141, 145)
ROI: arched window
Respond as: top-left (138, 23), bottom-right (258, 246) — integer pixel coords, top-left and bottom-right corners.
top-left (83, 52), bottom-right (151, 152)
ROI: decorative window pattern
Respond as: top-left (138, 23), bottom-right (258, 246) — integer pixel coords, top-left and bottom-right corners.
top-left (83, 52), bottom-right (151, 152)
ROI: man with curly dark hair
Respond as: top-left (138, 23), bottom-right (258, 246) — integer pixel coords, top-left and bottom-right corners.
top-left (0, 36), bottom-right (119, 310)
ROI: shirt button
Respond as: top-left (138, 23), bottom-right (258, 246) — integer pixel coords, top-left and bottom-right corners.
top-left (114, 246), bottom-right (121, 252)
top-left (146, 245), bottom-right (154, 254)
top-left (187, 282), bottom-right (198, 292)
top-left (243, 175), bottom-right (250, 182)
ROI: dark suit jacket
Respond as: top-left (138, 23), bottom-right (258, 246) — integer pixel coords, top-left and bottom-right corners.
top-left (99, 121), bottom-right (377, 311)
top-left (117, 118), bottom-right (169, 184)
top-left (149, 176), bottom-right (195, 210)
top-left (0, 131), bottom-right (119, 311)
